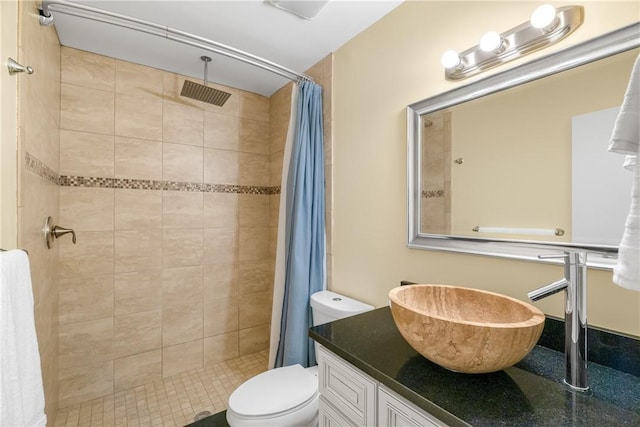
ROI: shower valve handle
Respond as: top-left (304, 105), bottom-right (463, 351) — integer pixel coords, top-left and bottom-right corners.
top-left (52, 225), bottom-right (77, 244)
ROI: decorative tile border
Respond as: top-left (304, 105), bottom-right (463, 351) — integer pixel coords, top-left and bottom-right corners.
top-left (422, 189), bottom-right (445, 198)
top-left (26, 152), bottom-right (280, 195)
top-left (25, 152), bottom-right (59, 185)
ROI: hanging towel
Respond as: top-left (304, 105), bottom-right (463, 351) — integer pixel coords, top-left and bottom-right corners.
top-left (0, 250), bottom-right (47, 427)
top-left (608, 54), bottom-right (640, 291)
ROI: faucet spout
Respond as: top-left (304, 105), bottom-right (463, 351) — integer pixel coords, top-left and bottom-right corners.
top-left (527, 278), bottom-right (569, 301)
top-left (528, 251), bottom-right (589, 392)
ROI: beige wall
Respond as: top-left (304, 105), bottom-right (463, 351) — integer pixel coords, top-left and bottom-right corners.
top-left (331, 1), bottom-right (640, 337)
top-left (17, 0), bottom-right (61, 423)
top-left (56, 47), bottom-right (274, 408)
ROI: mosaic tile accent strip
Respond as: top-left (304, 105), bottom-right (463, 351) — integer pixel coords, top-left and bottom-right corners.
top-left (25, 152), bottom-right (281, 195)
top-left (422, 189), bottom-right (445, 198)
top-left (25, 152), bottom-right (59, 185)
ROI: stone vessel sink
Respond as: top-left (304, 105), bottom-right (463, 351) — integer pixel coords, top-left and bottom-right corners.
top-left (388, 284), bottom-right (545, 374)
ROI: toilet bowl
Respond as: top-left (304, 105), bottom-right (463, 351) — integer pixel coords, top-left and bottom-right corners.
top-left (226, 291), bottom-right (373, 427)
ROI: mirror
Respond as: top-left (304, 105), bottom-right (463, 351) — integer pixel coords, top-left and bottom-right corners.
top-left (407, 24), bottom-right (639, 269)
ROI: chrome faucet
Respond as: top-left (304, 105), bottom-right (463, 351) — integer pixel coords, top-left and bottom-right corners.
top-left (528, 251), bottom-right (588, 392)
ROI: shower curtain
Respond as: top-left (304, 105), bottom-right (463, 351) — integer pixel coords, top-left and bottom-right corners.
top-left (269, 81), bottom-right (326, 369)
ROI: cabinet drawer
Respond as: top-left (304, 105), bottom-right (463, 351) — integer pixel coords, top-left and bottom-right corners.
top-left (317, 346), bottom-right (377, 426)
top-left (319, 395), bottom-right (359, 427)
top-left (378, 385), bottom-right (448, 427)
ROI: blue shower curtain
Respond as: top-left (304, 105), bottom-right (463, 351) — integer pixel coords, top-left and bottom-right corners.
top-left (275, 81), bottom-right (325, 368)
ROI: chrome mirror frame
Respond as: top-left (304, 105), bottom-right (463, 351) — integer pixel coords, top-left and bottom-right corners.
top-left (407, 23), bottom-right (639, 269)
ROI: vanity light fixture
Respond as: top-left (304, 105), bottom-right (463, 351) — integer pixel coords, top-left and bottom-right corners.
top-left (441, 4), bottom-right (584, 81)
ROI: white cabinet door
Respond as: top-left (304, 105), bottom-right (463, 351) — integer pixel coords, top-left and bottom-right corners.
top-left (319, 395), bottom-right (359, 427)
top-left (378, 385), bottom-right (448, 427)
top-left (317, 346), bottom-right (378, 426)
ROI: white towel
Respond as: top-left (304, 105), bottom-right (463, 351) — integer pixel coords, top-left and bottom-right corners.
top-left (0, 250), bottom-right (47, 427)
top-left (608, 54), bottom-right (640, 291)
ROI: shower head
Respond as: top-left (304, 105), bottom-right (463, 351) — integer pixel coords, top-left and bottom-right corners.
top-left (181, 56), bottom-right (231, 106)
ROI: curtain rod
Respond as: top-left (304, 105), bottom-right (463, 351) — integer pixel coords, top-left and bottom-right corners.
top-left (39, 0), bottom-right (313, 83)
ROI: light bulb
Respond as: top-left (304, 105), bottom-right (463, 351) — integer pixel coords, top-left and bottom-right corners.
top-left (479, 31), bottom-right (504, 53)
top-left (441, 50), bottom-right (462, 69)
top-left (530, 4), bottom-right (558, 30)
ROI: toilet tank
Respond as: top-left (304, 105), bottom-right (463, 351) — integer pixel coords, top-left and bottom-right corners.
top-left (310, 290), bottom-right (374, 326)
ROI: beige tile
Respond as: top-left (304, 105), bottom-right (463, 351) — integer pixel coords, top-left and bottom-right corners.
top-left (59, 274), bottom-right (114, 325)
top-left (204, 333), bottom-right (238, 366)
top-left (114, 189), bottom-right (162, 230)
top-left (239, 260), bottom-right (273, 295)
top-left (204, 227), bottom-right (238, 265)
top-left (114, 310), bottom-right (162, 358)
top-left (61, 83), bottom-right (114, 135)
top-left (162, 340), bottom-right (203, 378)
top-left (203, 193), bottom-right (238, 229)
top-left (115, 94), bottom-right (163, 141)
top-left (269, 194), bottom-right (280, 227)
top-left (239, 92), bottom-right (269, 122)
top-left (203, 148), bottom-right (238, 185)
top-left (239, 324), bottom-right (269, 355)
top-left (34, 295), bottom-right (58, 358)
top-left (162, 265), bottom-right (203, 305)
top-left (239, 226), bottom-right (269, 262)
top-left (238, 152), bottom-right (269, 186)
top-left (59, 129), bottom-right (115, 177)
top-left (59, 318), bottom-right (113, 369)
top-left (163, 143), bottom-right (203, 183)
top-left (163, 100), bottom-right (204, 146)
top-left (163, 191), bottom-right (203, 229)
top-left (114, 136), bottom-right (163, 180)
top-left (270, 152), bottom-right (283, 187)
top-left (239, 194), bottom-right (270, 227)
top-left (203, 263), bottom-right (238, 300)
top-left (240, 118), bottom-right (269, 155)
top-left (114, 230), bottom-right (162, 273)
top-left (114, 350), bottom-right (162, 392)
top-left (58, 231), bottom-right (114, 278)
top-left (162, 301), bottom-right (203, 346)
top-left (162, 229), bottom-right (203, 268)
top-left (269, 225), bottom-right (278, 259)
top-left (59, 187), bottom-right (114, 232)
top-left (239, 291), bottom-right (271, 329)
top-left (114, 270), bottom-right (162, 315)
top-left (58, 361), bottom-right (114, 409)
top-left (204, 297), bottom-right (238, 337)
top-left (61, 47), bottom-right (115, 92)
top-left (115, 60), bottom-right (164, 101)
top-left (203, 111), bottom-right (240, 150)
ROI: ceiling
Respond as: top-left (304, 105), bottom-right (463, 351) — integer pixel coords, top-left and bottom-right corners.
top-left (48, 0), bottom-right (404, 96)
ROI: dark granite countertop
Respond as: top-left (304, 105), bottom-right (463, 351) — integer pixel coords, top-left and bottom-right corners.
top-left (309, 307), bottom-right (640, 427)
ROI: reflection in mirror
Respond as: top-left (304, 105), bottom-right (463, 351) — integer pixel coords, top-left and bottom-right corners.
top-left (407, 24), bottom-right (640, 268)
top-left (420, 48), bottom-right (638, 245)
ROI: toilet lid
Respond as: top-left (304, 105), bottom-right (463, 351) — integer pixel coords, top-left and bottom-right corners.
top-left (228, 364), bottom-right (318, 417)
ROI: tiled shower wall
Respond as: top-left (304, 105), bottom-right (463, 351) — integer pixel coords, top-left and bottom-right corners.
top-left (57, 47), bottom-right (275, 408)
top-left (17, 1), bottom-right (61, 423)
top-left (421, 110), bottom-right (451, 234)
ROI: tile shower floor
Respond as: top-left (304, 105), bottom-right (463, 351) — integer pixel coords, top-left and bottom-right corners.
top-left (55, 350), bottom-right (268, 427)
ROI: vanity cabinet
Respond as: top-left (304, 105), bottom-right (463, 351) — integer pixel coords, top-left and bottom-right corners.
top-left (317, 345), bottom-right (377, 426)
top-left (378, 385), bottom-right (446, 427)
top-left (317, 346), bottom-right (449, 427)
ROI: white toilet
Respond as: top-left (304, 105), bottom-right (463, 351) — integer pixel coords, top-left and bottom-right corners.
top-left (226, 290), bottom-right (374, 427)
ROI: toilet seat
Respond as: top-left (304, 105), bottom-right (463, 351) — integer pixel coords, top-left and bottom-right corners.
top-left (226, 364), bottom-right (319, 427)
